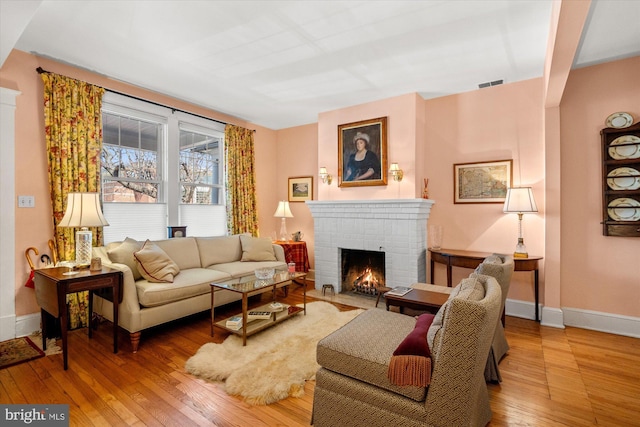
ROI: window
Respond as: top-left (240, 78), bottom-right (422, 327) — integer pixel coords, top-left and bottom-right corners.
top-left (102, 113), bottom-right (162, 203)
top-left (179, 123), bottom-right (223, 205)
top-left (100, 93), bottom-right (226, 242)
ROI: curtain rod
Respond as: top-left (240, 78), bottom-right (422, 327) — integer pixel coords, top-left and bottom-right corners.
top-left (36, 66), bottom-right (256, 132)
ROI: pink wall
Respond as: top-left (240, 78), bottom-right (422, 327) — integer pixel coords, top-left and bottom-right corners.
top-left (273, 123), bottom-right (318, 265)
top-left (559, 56), bottom-right (640, 317)
top-left (423, 79), bottom-right (546, 302)
top-left (317, 93), bottom-right (422, 201)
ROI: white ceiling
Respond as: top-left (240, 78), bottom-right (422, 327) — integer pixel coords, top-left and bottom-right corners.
top-left (2, 0), bottom-right (639, 130)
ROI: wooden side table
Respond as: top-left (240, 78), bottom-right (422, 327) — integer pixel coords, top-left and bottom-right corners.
top-left (429, 249), bottom-right (543, 322)
top-left (385, 289), bottom-right (449, 314)
top-left (274, 240), bottom-right (310, 272)
top-left (34, 267), bottom-right (123, 370)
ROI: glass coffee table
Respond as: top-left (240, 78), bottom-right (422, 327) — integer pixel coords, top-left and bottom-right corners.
top-left (210, 271), bottom-right (307, 346)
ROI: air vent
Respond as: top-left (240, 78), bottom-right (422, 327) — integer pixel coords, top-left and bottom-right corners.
top-left (478, 80), bottom-right (504, 89)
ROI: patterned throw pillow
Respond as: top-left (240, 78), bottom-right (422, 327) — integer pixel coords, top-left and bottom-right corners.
top-left (134, 240), bottom-right (180, 283)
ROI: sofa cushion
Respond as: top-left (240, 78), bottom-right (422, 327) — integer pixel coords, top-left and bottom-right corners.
top-left (209, 260), bottom-right (286, 279)
top-left (134, 240), bottom-right (180, 283)
top-left (196, 235), bottom-right (243, 267)
top-left (154, 237), bottom-right (202, 270)
top-left (239, 235), bottom-right (277, 261)
top-left (136, 268), bottom-right (231, 307)
top-left (317, 309), bottom-right (427, 401)
top-left (107, 237), bottom-right (143, 280)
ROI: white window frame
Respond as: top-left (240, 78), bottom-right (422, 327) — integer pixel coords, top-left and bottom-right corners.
top-left (101, 93), bottom-right (227, 242)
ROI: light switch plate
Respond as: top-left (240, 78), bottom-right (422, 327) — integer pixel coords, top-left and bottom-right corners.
top-left (18, 196), bottom-right (35, 208)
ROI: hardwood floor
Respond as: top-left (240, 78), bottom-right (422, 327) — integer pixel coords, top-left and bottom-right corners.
top-left (1, 285), bottom-right (639, 426)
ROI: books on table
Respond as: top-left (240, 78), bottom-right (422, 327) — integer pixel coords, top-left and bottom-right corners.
top-left (226, 310), bottom-right (274, 329)
top-left (385, 286), bottom-right (412, 297)
top-left (226, 315), bottom-right (243, 329)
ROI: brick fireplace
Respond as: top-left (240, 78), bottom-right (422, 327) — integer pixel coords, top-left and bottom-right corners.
top-left (306, 199), bottom-right (434, 293)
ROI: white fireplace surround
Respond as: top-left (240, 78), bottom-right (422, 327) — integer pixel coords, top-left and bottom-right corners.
top-left (306, 199), bottom-right (434, 293)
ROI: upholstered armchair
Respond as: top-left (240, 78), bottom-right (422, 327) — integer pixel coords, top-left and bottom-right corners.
top-left (470, 254), bottom-right (514, 382)
top-left (413, 253), bottom-right (514, 382)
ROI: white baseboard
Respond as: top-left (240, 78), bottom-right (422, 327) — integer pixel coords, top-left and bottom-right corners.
top-left (540, 306), bottom-right (565, 329)
top-left (563, 307), bottom-right (640, 339)
top-left (15, 313), bottom-right (41, 338)
top-left (506, 298), bottom-right (638, 337)
top-left (505, 298), bottom-right (539, 322)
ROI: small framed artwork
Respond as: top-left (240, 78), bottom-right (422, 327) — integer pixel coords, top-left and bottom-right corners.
top-left (338, 117), bottom-right (388, 187)
top-left (453, 159), bottom-right (512, 204)
top-left (288, 176), bottom-right (313, 202)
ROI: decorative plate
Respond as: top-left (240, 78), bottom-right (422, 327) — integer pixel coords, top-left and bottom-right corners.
top-left (606, 112), bottom-right (633, 129)
top-left (607, 167), bottom-right (640, 190)
top-left (608, 135), bottom-right (640, 160)
top-left (608, 198), bottom-right (640, 221)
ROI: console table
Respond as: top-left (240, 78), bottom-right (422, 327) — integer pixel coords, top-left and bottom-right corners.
top-left (429, 249), bottom-right (543, 322)
top-left (34, 267), bottom-right (123, 369)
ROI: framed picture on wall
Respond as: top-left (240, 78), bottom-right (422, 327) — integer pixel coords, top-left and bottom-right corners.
top-left (338, 117), bottom-right (388, 187)
top-left (453, 159), bottom-right (512, 203)
top-left (288, 176), bottom-right (313, 202)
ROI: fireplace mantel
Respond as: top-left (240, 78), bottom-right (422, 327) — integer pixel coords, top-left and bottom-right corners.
top-left (306, 199), bottom-right (434, 292)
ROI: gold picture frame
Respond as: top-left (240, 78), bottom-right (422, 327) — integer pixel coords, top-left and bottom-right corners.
top-left (338, 117), bottom-right (388, 187)
top-left (453, 159), bottom-right (512, 204)
top-left (288, 176), bottom-right (313, 202)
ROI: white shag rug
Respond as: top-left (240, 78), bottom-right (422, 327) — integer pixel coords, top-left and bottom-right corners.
top-left (185, 301), bottom-right (363, 405)
top-left (29, 331), bottom-right (62, 356)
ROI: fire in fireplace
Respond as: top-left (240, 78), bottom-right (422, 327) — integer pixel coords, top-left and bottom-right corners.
top-left (341, 249), bottom-right (385, 296)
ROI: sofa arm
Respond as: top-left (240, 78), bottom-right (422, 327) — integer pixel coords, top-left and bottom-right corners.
top-left (272, 244), bottom-right (286, 262)
top-left (91, 247), bottom-right (142, 318)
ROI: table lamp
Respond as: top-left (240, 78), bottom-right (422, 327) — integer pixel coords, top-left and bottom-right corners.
top-left (58, 192), bottom-right (109, 266)
top-left (273, 201), bottom-right (293, 241)
top-left (503, 187), bottom-right (537, 258)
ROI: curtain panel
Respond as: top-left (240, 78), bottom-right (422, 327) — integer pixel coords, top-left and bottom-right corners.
top-left (224, 125), bottom-right (259, 236)
top-left (41, 72), bottom-right (105, 329)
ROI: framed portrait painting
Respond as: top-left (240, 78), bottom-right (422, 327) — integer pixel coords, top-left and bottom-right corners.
top-left (338, 117), bottom-right (388, 187)
top-left (453, 159), bottom-right (512, 204)
top-left (288, 176), bottom-right (313, 202)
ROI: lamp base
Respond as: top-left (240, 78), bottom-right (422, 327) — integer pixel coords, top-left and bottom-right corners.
top-left (279, 218), bottom-right (288, 242)
top-left (513, 238), bottom-right (528, 258)
top-left (75, 228), bottom-right (93, 267)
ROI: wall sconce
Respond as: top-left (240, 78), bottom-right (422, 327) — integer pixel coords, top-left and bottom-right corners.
top-left (319, 167), bottom-right (333, 185)
top-left (389, 163), bottom-right (404, 182)
top-left (503, 187), bottom-right (538, 258)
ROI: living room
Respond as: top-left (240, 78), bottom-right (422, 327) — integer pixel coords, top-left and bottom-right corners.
top-left (0, 0), bottom-right (639, 425)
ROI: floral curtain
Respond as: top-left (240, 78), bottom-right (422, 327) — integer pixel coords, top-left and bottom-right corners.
top-left (224, 124), bottom-right (259, 236)
top-left (41, 72), bottom-right (105, 329)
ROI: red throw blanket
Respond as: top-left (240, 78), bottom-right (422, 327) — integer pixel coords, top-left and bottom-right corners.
top-left (387, 313), bottom-right (435, 387)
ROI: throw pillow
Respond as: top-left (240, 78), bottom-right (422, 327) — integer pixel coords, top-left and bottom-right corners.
top-left (388, 313), bottom-right (435, 387)
top-left (393, 313), bottom-right (435, 357)
top-left (107, 237), bottom-right (143, 280)
top-left (134, 240), bottom-right (180, 283)
top-left (239, 235), bottom-right (277, 262)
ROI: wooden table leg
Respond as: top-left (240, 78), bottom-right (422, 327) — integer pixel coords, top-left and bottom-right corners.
top-left (241, 294), bottom-right (248, 346)
top-left (534, 269), bottom-right (540, 322)
top-left (112, 284), bottom-right (119, 354)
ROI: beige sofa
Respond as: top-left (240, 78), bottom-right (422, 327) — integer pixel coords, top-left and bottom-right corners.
top-left (313, 274), bottom-right (501, 427)
top-left (92, 234), bottom-right (287, 352)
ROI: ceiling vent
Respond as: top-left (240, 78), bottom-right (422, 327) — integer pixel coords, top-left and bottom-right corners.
top-left (478, 80), bottom-right (504, 88)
